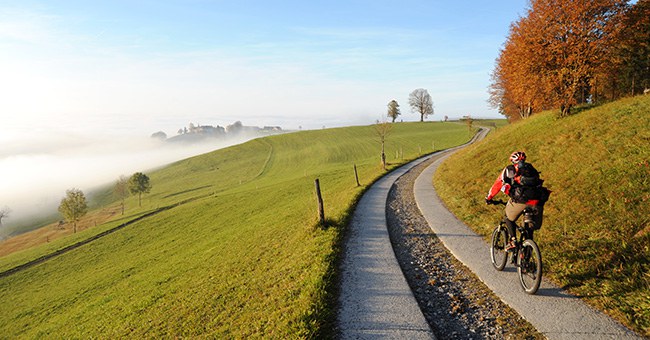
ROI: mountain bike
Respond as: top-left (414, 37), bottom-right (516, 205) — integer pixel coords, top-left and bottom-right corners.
top-left (487, 200), bottom-right (543, 295)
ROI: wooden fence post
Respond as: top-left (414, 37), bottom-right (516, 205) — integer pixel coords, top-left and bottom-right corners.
top-left (315, 179), bottom-right (325, 225)
top-left (354, 164), bottom-right (360, 187)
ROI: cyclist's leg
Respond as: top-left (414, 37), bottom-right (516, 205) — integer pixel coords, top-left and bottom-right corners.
top-left (534, 205), bottom-right (544, 229)
top-left (504, 200), bottom-right (526, 237)
top-left (504, 219), bottom-right (516, 239)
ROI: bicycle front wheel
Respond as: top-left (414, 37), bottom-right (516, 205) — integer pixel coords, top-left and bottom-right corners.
top-left (490, 226), bottom-right (508, 271)
top-left (517, 239), bottom-right (542, 294)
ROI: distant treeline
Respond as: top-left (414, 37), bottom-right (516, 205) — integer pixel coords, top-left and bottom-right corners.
top-left (489, 0), bottom-right (649, 121)
top-left (151, 121), bottom-right (283, 143)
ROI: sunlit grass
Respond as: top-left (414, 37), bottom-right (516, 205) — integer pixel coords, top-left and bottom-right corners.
top-left (0, 122), bottom-right (470, 337)
top-left (434, 95), bottom-right (650, 336)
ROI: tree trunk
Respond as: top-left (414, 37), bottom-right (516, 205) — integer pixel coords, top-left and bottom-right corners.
top-left (381, 141), bottom-right (386, 170)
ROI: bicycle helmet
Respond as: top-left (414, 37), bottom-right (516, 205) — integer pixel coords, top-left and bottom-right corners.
top-left (509, 151), bottom-right (526, 164)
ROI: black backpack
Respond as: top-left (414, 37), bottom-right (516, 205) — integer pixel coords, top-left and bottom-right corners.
top-left (509, 162), bottom-right (548, 203)
top-left (516, 162), bottom-right (541, 187)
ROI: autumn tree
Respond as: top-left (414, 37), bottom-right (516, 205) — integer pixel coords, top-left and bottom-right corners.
top-left (544, 0), bottom-right (624, 116)
top-left (602, 0), bottom-right (650, 99)
top-left (408, 88), bottom-right (434, 122)
top-left (58, 189), bottom-right (88, 233)
top-left (387, 100), bottom-right (401, 122)
top-left (129, 172), bottom-right (152, 207)
top-left (490, 0), bottom-right (627, 118)
top-left (114, 175), bottom-right (130, 215)
top-left (489, 13), bottom-right (547, 121)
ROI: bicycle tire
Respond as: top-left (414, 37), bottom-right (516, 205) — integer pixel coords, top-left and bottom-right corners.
top-left (517, 239), bottom-right (542, 294)
top-left (490, 226), bottom-right (508, 271)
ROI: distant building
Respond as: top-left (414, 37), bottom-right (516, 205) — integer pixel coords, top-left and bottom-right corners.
top-left (166, 120), bottom-right (284, 144)
top-left (181, 123), bottom-right (226, 136)
top-left (262, 126), bottom-right (282, 132)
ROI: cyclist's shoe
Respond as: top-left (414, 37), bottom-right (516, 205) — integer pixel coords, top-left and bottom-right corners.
top-left (505, 238), bottom-right (517, 252)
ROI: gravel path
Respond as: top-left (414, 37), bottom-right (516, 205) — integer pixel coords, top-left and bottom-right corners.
top-left (386, 156), bottom-right (544, 339)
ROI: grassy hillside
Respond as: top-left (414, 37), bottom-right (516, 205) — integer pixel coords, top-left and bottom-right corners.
top-left (0, 122), bottom-right (471, 338)
top-left (434, 95), bottom-right (650, 336)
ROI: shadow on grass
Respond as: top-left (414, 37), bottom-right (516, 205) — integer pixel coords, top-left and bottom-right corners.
top-left (555, 103), bottom-right (603, 119)
top-left (163, 185), bottom-right (213, 198)
top-left (316, 217), bottom-right (340, 230)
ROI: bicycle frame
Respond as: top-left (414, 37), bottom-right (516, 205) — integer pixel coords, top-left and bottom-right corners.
top-left (505, 208), bottom-right (536, 263)
top-left (489, 200), bottom-right (543, 294)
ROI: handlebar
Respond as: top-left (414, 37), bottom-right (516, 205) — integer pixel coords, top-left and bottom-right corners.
top-left (486, 199), bottom-right (507, 206)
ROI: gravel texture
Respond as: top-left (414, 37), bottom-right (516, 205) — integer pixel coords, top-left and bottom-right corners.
top-left (386, 157), bottom-right (544, 339)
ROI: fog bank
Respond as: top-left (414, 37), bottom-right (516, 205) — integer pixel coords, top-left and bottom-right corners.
top-left (0, 132), bottom-right (255, 235)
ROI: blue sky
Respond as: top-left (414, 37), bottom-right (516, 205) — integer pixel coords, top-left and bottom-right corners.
top-left (0, 1), bottom-right (531, 224)
top-left (1, 1), bottom-right (528, 136)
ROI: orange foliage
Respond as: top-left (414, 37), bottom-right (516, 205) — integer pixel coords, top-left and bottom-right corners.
top-left (490, 0), bottom-right (636, 119)
top-left (601, 0), bottom-right (650, 99)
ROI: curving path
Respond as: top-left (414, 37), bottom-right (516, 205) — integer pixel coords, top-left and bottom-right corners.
top-left (337, 129), bottom-right (487, 339)
top-left (414, 152), bottom-right (642, 340)
top-left (337, 154), bottom-right (436, 339)
top-left (337, 127), bottom-right (641, 339)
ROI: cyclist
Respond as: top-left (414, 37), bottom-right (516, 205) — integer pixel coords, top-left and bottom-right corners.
top-left (485, 151), bottom-right (549, 251)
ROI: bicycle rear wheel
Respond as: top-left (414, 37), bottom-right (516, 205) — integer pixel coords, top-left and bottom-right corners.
top-left (517, 239), bottom-right (542, 294)
top-left (490, 226), bottom-right (508, 271)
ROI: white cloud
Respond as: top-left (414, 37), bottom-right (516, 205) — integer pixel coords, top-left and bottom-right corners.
top-left (0, 8), bottom-right (58, 44)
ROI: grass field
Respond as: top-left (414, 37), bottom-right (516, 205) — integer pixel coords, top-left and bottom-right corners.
top-left (434, 95), bottom-right (650, 336)
top-left (0, 122), bottom-right (471, 337)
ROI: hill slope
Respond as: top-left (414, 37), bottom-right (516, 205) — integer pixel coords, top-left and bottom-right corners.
top-left (0, 122), bottom-right (471, 337)
top-left (434, 95), bottom-right (650, 336)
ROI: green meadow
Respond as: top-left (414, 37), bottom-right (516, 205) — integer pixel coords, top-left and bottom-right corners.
top-left (0, 122), bottom-right (470, 338)
top-left (434, 95), bottom-right (650, 336)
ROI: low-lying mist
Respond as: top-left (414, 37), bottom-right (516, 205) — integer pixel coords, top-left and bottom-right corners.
top-left (0, 132), bottom-right (257, 237)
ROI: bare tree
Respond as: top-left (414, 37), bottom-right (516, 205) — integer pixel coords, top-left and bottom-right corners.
top-left (408, 88), bottom-right (434, 122)
top-left (114, 176), bottom-right (130, 215)
top-left (0, 206), bottom-right (10, 227)
top-left (387, 100), bottom-right (401, 122)
top-left (375, 121), bottom-right (392, 170)
top-left (464, 115), bottom-right (474, 132)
